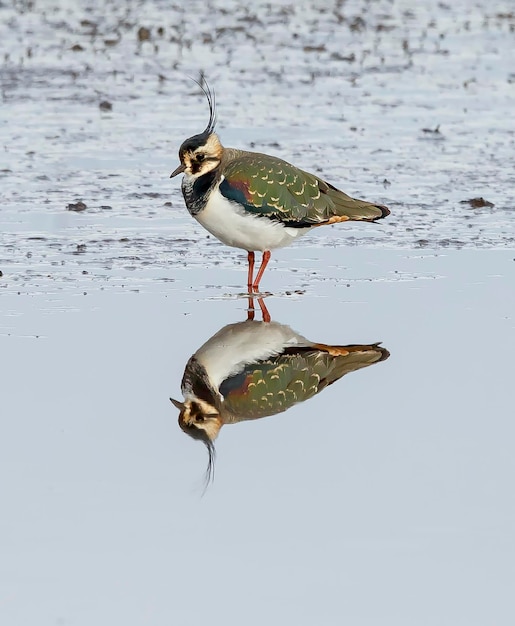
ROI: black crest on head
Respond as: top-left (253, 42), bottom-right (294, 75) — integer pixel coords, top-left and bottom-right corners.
top-left (179, 77), bottom-right (217, 155)
top-left (174, 403), bottom-right (216, 495)
top-left (191, 75), bottom-right (217, 136)
top-left (179, 418), bottom-right (216, 493)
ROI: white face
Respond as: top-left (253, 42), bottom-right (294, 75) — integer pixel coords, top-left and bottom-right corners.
top-left (180, 133), bottom-right (223, 178)
top-left (177, 398), bottom-right (223, 442)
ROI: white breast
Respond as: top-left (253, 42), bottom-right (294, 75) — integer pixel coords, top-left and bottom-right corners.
top-left (195, 186), bottom-right (310, 252)
top-left (194, 320), bottom-right (310, 390)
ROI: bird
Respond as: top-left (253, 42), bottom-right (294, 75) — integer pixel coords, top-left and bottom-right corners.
top-left (170, 302), bottom-right (390, 488)
top-left (170, 80), bottom-right (390, 292)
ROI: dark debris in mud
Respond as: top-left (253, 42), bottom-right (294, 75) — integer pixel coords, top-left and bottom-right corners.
top-left (67, 201), bottom-right (88, 212)
top-left (460, 197), bottom-right (495, 208)
top-left (421, 125), bottom-right (442, 135)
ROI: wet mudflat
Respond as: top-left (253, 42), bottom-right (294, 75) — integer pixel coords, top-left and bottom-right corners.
top-left (1, 1), bottom-right (514, 625)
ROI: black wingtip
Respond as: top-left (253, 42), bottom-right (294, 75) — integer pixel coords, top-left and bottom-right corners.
top-left (365, 203), bottom-right (390, 224)
top-left (377, 347), bottom-right (391, 362)
top-left (376, 204), bottom-right (390, 220)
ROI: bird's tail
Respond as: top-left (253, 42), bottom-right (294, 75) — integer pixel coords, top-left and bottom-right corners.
top-left (345, 200), bottom-right (390, 222)
top-left (324, 182), bottom-right (390, 222)
top-left (307, 342), bottom-right (390, 388)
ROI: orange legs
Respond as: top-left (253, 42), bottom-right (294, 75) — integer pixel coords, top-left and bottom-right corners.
top-left (253, 250), bottom-right (271, 291)
top-left (247, 250), bottom-right (271, 293)
top-left (246, 250), bottom-right (271, 322)
top-left (247, 295), bottom-right (271, 323)
top-left (246, 251), bottom-right (255, 292)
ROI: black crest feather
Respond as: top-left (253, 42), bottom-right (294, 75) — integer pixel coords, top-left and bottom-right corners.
top-left (190, 74), bottom-right (217, 135)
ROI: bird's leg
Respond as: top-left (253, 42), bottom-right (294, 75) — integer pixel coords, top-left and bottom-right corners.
top-left (252, 250), bottom-right (271, 292)
top-left (247, 295), bottom-right (255, 321)
top-left (247, 251), bottom-right (255, 294)
top-left (257, 297), bottom-right (271, 323)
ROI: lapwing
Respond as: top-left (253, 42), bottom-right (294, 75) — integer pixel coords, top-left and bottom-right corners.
top-left (171, 305), bottom-right (389, 488)
top-left (170, 81), bottom-right (390, 292)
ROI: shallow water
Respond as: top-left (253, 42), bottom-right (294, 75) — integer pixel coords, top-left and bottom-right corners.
top-left (1, 1), bottom-right (514, 624)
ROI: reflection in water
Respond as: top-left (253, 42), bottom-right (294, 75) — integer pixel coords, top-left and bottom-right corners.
top-left (171, 298), bottom-right (390, 488)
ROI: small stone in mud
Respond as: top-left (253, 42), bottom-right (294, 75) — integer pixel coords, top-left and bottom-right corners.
top-left (100, 205), bottom-right (112, 210)
top-left (138, 26), bottom-right (151, 42)
top-left (0, 270), bottom-right (3, 277)
top-left (349, 16), bottom-right (366, 31)
top-left (71, 44), bottom-right (84, 52)
top-left (99, 100), bottom-right (112, 111)
top-left (75, 244), bottom-right (87, 254)
top-left (67, 201), bottom-right (87, 212)
top-left (421, 125), bottom-right (441, 134)
top-left (331, 52), bottom-right (355, 62)
top-left (460, 197), bottom-right (494, 208)
top-left (163, 201), bottom-right (172, 207)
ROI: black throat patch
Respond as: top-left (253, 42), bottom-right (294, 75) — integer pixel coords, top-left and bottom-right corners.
top-left (181, 168), bottom-right (219, 216)
top-left (181, 356), bottom-right (217, 405)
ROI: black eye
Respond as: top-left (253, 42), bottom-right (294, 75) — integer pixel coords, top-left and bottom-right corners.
top-left (196, 415), bottom-right (205, 422)
top-left (196, 153), bottom-right (205, 162)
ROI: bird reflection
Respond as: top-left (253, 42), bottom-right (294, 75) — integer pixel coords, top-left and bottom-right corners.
top-left (171, 298), bottom-right (389, 489)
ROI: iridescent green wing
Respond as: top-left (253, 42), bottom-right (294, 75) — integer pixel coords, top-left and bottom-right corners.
top-left (219, 153), bottom-right (388, 224)
top-left (219, 345), bottom-right (388, 422)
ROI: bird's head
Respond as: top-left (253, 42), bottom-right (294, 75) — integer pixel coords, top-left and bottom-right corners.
top-left (170, 397), bottom-right (223, 489)
top-left (170, 79), bottom-right (223, 179)
top-left (172, 397), bottom-right (223, 442)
